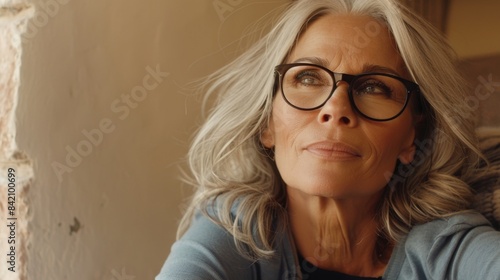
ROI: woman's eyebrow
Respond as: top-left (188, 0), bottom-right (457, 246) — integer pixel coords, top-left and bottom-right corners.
top-left (292, 57), bottom-right (330, 67)
top-left (362, 63), bottom-right (401, 76)
top-left (291, 59), bottom-right (402, 76)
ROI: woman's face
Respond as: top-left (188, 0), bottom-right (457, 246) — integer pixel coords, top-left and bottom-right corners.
top-left (261, 14), bottom-right (417, 199)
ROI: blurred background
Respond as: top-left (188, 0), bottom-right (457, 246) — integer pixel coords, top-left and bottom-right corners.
top-left (10, 0), bottom-right (500, 279)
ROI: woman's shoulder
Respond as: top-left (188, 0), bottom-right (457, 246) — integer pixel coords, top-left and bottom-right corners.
top-left (403, 211), bottom-right (498, 258)
top-left (386, 211), bottom-right (500, 279)
top-left (156, 198), bottom-right (297, 280)
top-left (409, 211), bottom-right (493, 238)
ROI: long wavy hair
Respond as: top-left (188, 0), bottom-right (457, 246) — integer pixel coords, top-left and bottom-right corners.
top-left (176, 0), bottom-right (482, 259)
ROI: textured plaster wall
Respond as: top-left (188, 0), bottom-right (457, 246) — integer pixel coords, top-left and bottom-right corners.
top-left (0, 2), bottom-right (33, 280)
top-left (16, 0), bottom-right (287, 279)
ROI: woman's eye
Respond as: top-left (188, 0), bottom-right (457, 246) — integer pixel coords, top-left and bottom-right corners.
top-left (356, 81), bottom-right (392, 97)
top-left (295, 71), bottom-right (324, 86)
top-left (299, 76), bottom-right (318, 85)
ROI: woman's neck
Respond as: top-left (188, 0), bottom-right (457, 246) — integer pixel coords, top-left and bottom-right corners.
top-left (287, 188), bottom-right (390, 277)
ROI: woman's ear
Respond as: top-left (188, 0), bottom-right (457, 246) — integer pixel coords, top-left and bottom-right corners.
top-left (260, 125), bottom-right (275, 148)
top-left (398, 144), bottom-right (416, 165)
top-left (398, 120), bottom-right (418, 164)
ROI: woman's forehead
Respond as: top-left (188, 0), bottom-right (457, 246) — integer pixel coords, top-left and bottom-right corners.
top-left (288, 14), bottom-right (405, 75)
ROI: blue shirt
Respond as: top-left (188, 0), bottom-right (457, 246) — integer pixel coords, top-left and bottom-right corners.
top-left (157, 211), bottom-right (500, 279)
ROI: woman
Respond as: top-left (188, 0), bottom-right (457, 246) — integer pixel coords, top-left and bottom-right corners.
top-left (157, 0), bottom-right (500, 279)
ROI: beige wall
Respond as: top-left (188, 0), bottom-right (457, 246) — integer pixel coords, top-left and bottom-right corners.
top-left (447, 0), bottom-right (500, 58)
top-left (447, 0), bottom-right (500, 126)
top-left (17, 0), bottom-right (287, 279)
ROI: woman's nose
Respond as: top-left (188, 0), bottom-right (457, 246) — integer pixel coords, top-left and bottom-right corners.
top-left (317, 82), bottom-right (357, 126)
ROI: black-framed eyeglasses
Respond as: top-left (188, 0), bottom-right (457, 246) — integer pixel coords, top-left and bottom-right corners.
top-left (274, 63), bottom-right (421, 121)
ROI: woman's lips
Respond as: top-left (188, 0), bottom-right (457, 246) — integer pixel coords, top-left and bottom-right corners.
top-left (305, 141), bottom-right (361, 160)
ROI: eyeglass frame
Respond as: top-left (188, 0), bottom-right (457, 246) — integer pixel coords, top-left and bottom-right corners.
top-left (273, 63), bottom-right (421, 121)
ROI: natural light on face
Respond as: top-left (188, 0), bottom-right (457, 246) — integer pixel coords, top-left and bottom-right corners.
top-left (261, 14), bottom-right (417, 200)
